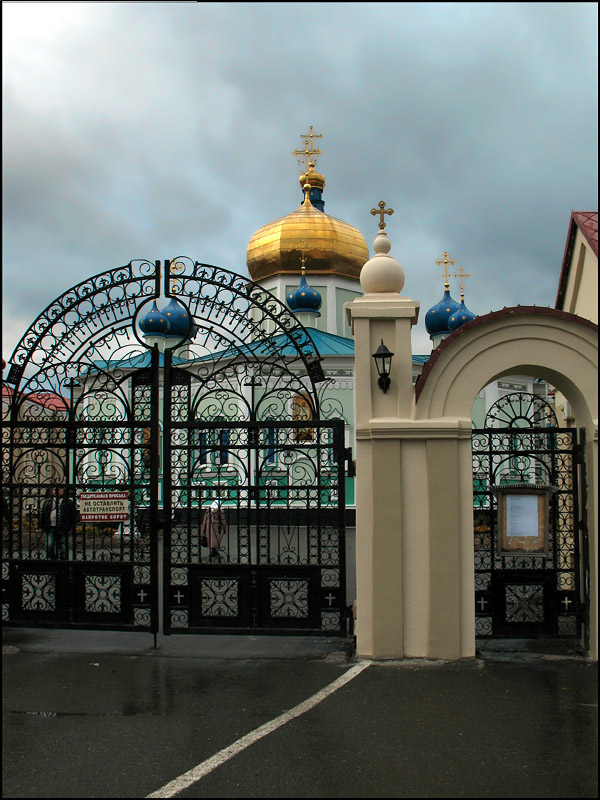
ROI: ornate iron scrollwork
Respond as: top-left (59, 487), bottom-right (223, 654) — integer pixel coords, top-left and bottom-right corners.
top-left (484, 391), bottom-right (558, 428)
top-left (2, 257), bottom-right (346, 636)
top-left (473, 392), bottom-right (580, 640)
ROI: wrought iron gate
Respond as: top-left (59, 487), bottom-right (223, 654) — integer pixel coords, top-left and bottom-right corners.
top-left (472, 392), bottom-right (586, 640)
top-left (2, 258), bottom-right (348, 636)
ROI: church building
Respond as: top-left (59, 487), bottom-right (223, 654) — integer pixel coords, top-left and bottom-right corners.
top-left (2, 130), bottom-right (596, 658)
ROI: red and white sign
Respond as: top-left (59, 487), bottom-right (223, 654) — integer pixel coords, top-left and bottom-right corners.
top-left (78, 491), bottom-right (130, 522)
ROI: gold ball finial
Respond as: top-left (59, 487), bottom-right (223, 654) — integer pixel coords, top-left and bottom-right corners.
top-left (302, 181), bottom-right (312, 205)
top-left (300, 240), bottom-right (307, 274)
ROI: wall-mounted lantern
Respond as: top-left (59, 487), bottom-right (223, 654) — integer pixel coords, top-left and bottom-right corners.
top-left (372, 339), bottom-right (394, 393)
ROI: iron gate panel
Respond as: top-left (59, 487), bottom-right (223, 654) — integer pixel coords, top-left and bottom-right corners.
top-left (490, 571), bottom-right (556, 636)
top-left (473, 401), bottom-right (583, 639)
top-left (163, 409), bottom-right (347, 635)
top-left (2, 257), bottom-right (347, 636)
top-left (2, 358), bottom-right (160, 631)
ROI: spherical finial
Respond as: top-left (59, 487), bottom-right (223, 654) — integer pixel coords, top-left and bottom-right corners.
top-left (360, 228), bottom-right (404, 294)
top-left (299, 161), bottom-right (325, 191)
top-left (373, 230), bottom-right (392, 255)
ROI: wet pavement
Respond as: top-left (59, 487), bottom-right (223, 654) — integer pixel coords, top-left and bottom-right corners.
top-left (3, 628), bottom-right (598, 798)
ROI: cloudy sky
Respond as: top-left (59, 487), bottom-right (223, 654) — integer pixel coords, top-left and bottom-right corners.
top-left (3, 1), bottom-right (598, 359)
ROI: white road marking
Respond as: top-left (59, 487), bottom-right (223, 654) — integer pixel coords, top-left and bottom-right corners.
top-left (146, 660), bottom-right (371, 798)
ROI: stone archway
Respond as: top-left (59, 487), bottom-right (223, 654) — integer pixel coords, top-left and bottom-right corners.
top-left (415, 307), bottom-right (598, 658)
top-left (415, 307), bottom-right (597, 428)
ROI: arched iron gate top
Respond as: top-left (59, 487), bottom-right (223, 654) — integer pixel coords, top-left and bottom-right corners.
top-left (484, 391), bottom-right (558, 428)
top-left (4, 257), bottom-right (325, 417)
top-left (1, 257), bottom-right (347, 638)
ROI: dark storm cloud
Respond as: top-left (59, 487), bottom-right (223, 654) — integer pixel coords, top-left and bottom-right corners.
top-left (2, 2), bottom-right (597, 357)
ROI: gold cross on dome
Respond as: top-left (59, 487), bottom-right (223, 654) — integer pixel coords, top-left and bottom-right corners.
top-left (292, 126), bottom-right (323, 170)
top-left (435, 252), bottom-right (456, 287)
top-left (454, 265), bottom-right (471, 299)
top-left (300, 241), bottom-right (307, 274)
top-left (370, 200), bottom-right (394, 230)
top-left (169, 260), bottom-right (185, 294)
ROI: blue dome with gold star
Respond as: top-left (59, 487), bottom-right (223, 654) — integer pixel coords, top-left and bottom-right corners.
top-left (287, 273), bottom-right (322, 315)
top-left (162, 297), bottom-right (191, 337)
top-left (448, 298), bottom-right (477, 332)
top-left (139, 301), bottom-right (170, 335)
top-left (425, 289), bottom-right (461, 338)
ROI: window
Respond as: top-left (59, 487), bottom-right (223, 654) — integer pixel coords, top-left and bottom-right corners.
top-left (218, 428), bottom-right (229, 465)
top-left (192, 427), bottom-right (228, 467)
top-left (265, 426), bottom-right (277, 464)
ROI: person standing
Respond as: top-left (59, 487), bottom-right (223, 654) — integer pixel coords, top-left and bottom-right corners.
top-left (41, 487), bottom-right (75, 559)
top-left (201, 499), bottom-right (226, 561)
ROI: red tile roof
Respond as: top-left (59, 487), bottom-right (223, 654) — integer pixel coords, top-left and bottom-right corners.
top-left (574, 211), bottom-right (598, 256)
top-left (2, 383), bottom-right (69, 410)
top-left (556, 211), bottom-right (598, 309)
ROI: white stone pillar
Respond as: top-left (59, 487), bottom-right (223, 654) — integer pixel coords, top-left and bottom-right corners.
top-left (347, 222), bottom-right (478, 660)
top-left (346, 225), bottom-right (420, 658)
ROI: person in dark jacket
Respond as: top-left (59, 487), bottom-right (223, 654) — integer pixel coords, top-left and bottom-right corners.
top-left (41, 487), bottom-right (75, 559)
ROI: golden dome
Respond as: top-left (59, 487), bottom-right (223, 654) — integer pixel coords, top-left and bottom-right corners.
top-left (247, 186), bottom-right (368, 283)
top-left (298, 161), bottom-right (325, 191)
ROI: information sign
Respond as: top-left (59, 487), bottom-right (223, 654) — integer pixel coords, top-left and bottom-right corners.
top-left (497, 488), bottom-right (548, 555)
top-left (78, 491), bottom-right (130, 522)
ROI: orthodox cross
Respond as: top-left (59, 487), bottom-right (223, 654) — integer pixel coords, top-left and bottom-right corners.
top-left (370, 200), bottom-right (394, 230)
top-left (454, 265), bottom-right (471, 300)
top-left (292, 126), bottom-right (323, 170)
top-left (435, 252), bottom-right (456, 288)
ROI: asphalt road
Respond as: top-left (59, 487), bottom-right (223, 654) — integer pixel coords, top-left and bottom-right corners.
top-left (2, 628), bottom-right (598, 798)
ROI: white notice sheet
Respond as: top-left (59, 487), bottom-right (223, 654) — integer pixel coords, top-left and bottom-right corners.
top-left (506, 494), bottom-right (538, 538)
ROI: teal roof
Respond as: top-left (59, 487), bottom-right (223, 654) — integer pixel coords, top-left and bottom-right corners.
top-left (301, 330), bottom-right (355, 356)
top-left (88, 352), bottom-right (191, 372)
top-left (87, 331), bottom-right (430, 373)
top-left (186, 329), bottom-right (356, 362)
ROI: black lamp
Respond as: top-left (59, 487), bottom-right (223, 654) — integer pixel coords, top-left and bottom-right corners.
top-left (372, 339), bottom-right (394, 393)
